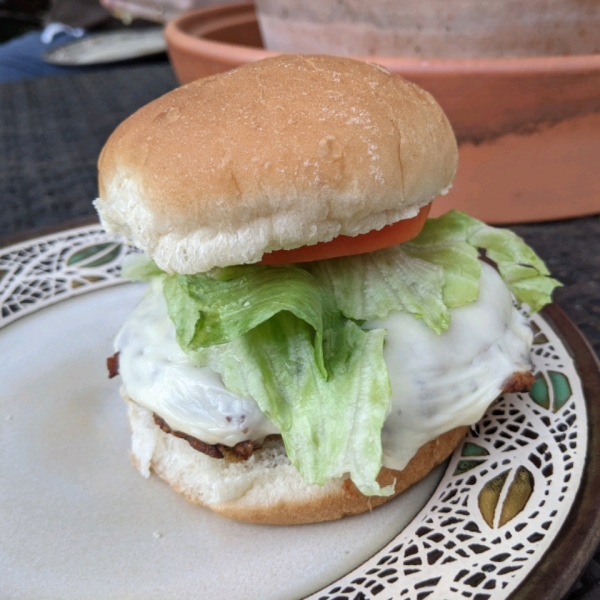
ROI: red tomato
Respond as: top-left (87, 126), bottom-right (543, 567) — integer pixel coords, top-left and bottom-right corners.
top-left (260, 203), bottom-right (431, 264)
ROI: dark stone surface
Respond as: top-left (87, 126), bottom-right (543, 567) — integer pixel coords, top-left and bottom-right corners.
top-left (0, 61), bottom-right (177, 238)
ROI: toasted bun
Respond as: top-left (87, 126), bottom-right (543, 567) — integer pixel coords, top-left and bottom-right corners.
top-left (125, 395), bottom-right (467, 525)
top-left (96, 54), bottom-right (458, 274)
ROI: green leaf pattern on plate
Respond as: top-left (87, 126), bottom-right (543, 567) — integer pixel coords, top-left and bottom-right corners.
top-left (0, 226), bottom-right (134, 328)
top-left (67, 242), bottom-right (122, 268)
top-left (530, 370), bottom-right (572, 412)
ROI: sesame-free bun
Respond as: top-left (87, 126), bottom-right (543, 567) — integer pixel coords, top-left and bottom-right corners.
top-left (125, 395), bottom-right (467, 525)
top-left (96, 55), bottom-right (458, 274)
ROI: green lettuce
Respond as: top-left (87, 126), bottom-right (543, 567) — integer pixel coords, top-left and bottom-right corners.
top-left (305, 245), bottom-right (461, 334)
top-left (307, 210), bottom-right (560, 331)
top-left (137, 211), bottom-right (560, 496)
top-left (163, 265), bottom-right (332, 378)
top-left (463, 214), bottom-right (561, 313)
top-left (121, 253), bottom-right (164, 281)
top-left (162, 264), bottom-right (393, 496)
top-left (203, 314), bottom-right (392, 496)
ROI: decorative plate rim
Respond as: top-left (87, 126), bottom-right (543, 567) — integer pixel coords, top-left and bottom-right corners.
top-left (2, 225), bottom-right (600, 600)
top-left (508, 303), bottom-right (600, 600)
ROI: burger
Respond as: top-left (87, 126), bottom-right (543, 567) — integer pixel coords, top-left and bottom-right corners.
top-left (94, 55), bottom-right (559, 525)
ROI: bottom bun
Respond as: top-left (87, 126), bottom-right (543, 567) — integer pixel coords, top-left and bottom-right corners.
top-left (124, 392), bottom-right (468, 525)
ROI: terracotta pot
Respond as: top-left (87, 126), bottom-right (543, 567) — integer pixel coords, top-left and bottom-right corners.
top-left (254, 0), bottom-right (600, 59)
top-left (165, 3), bottom-right (600, 224)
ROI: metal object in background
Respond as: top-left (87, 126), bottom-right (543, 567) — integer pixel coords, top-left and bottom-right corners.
top-left (43, 27), bottom-right (166, 65)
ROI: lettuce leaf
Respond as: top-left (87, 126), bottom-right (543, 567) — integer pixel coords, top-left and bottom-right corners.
top-left (164, 265), bottom-right (328, 350)
top-left (163, 265), bottom-right (334, 378)
top-left (308, 210), bottom-right (560, 331)
top-left (162, 264), bottom-right (393, 495)
top-left (306, 246), bottom-right (453, 334)
top-left (201, 314), bottom-right (393, 496)
top-left (462, 213), bottom-right (562, 312)
top-left (121, 253), bottom-right (164, 281)
top-left (402, 211), bottom-right (481, 309)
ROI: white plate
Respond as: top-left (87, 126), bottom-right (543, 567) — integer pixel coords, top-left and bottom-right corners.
top-left (43, 29), bottom-right (166, 66)
top-left (0, 226), bottom-right (590, 599)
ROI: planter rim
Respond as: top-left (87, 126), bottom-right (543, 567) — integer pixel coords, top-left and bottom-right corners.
top-left (166, 2), bottom-right (600, 76)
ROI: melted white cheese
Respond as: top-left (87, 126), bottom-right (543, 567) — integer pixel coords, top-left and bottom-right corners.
top-left (115, 278), bottom-right (280, 447)
top-left (115, 263), bottom-right (532, 469)
top-left (367, 262), bottom-right (533, 470)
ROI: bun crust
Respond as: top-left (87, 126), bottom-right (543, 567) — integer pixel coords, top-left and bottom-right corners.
top-left (125, 395), bottom-right (467, 525)
top-left (96, 55), bottom-right (458, 274)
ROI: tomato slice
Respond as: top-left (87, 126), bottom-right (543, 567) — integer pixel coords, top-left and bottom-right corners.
top-left (260, 202), bottom-right (431, 265)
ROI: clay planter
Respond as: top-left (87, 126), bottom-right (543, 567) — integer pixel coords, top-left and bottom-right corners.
top-left (254, 0), bottom-right (600, 59)
top-left (165, 3), bottom-right (600, 224)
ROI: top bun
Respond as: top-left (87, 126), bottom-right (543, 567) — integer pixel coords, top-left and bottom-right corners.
top-left (96, 55), bottom-right (458, 274)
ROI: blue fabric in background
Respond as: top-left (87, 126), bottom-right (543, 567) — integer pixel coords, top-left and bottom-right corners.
top-left (0, 29), bottom-right (89, 83)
